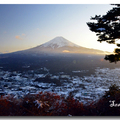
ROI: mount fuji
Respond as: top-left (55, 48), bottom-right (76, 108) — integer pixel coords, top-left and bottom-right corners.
top-left (0, 36), bottom-right (107, 57)
top-left (21, 36), bottom-right (106, 55)
top-left (0, 36), bottom-right (109, 72)
top-left (41, 36), bottom-right (79, 48)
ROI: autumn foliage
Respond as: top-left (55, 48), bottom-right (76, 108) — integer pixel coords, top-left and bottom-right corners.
top-left (0, 84), bottom-right (120, 116)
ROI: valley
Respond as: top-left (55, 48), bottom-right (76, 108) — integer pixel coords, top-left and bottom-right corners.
top-left (0, 54), bottom-right (120, 104)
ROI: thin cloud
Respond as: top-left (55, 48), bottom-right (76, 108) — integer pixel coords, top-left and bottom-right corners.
top-left (22, 33), bottom-right (26, 36)
top-left (15, 33), bottom-right (27, 40)
top-left (15, 35), bottom-right (22, 40)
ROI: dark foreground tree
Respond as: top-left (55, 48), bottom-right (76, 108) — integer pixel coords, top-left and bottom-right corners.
top-left (87, 4), bottom-right (120, 63)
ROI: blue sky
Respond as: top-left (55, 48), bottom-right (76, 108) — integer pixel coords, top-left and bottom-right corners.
top-left (0, 4), bottom-right (117, 53)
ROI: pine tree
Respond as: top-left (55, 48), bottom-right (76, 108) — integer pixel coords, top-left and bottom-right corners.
top-left (87, 4), bottom-right (120, 63)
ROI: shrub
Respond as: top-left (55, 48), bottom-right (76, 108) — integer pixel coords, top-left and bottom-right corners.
top-left (0, 84), bottom-right (120, 116)
top-left (94, 84), bottom-right (120, 116)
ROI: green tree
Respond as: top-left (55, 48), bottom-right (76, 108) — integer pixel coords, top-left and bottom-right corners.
top-left (87, 4), bottom-right (120, 63)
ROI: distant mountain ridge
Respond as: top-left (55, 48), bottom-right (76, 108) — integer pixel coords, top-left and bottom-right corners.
top-left (0, 36), bottom-right (109, 56)
top-left (23, 36), bottom-right (107, 55)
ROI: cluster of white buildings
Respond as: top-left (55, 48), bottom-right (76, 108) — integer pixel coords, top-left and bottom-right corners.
top-left (0, 67), bottom-right (120, 104)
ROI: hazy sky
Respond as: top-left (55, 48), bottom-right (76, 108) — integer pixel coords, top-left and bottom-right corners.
top-left (0, 4), bottom-right (117, 53)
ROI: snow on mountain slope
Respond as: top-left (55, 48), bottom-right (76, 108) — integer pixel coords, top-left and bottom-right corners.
top-left (41, 36), bottom-right (80, 49)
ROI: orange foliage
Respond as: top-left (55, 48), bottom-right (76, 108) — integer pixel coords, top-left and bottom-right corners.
top-left (0, 85), bottom-right (120, 116)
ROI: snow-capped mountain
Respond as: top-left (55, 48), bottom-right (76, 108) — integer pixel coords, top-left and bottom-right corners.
top-left (41, 36), bottom-right (79, 49)
top-left (24, 36), bottom-right (106, 55)
top-left (4, 36), bottom-right (107, 56)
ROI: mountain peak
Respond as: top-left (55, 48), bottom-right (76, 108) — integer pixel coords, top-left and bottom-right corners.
top-left (54, 36), bottom-right (65, 39)
top-left (42, 36), bottom-right (79, 49)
